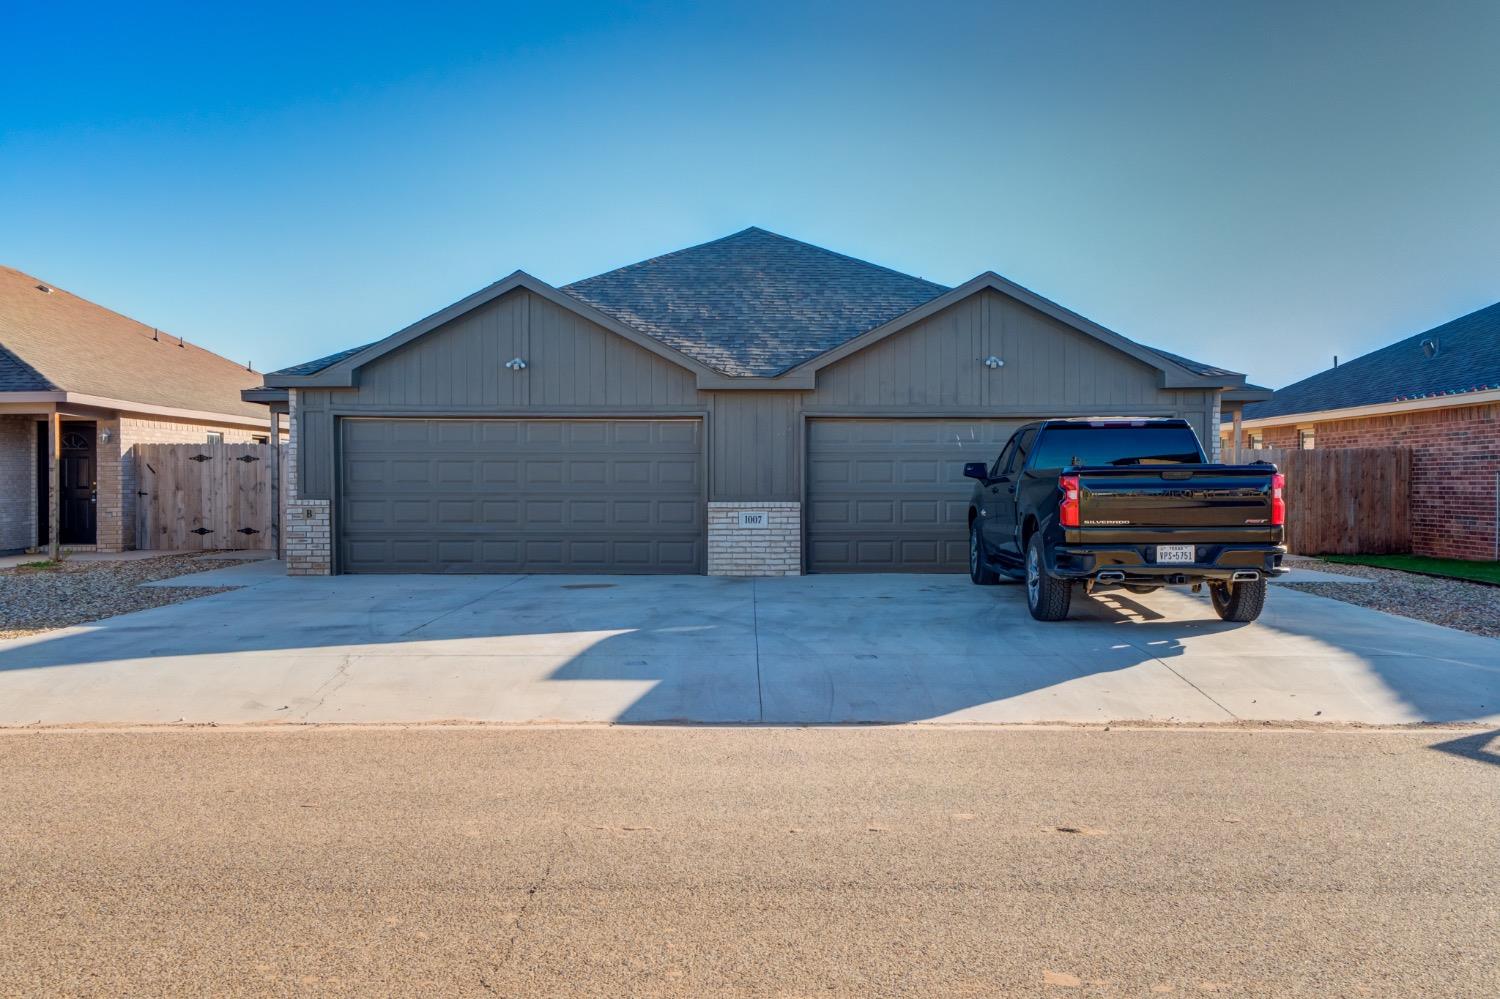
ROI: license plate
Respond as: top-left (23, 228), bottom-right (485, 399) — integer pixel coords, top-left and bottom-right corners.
top-left (1155, 544), bottom-right (1196, 564)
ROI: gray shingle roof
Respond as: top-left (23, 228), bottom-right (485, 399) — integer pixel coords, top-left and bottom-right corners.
top-left (1141, 346), bottom-right (1242, 379)
top-left (274, 343), bottom-right (376, 376)
top-left (1242, 300), bottom-right (1500, 421)
top-left (0, 342), bottom-right (55, 391)
top-left (270, 228), bottom-right (1243, 384)
top-left (560, 228), bottom-right (950, 377)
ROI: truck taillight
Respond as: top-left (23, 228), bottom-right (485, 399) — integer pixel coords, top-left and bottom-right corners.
top-left (1271, 472), bottom-right (1286, 526)
top-left (1059, 474), bottom-right (1081, 528)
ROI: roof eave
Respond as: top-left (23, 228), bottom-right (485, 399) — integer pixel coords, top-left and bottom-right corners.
top-left (1221, 385), bottom-right (1274, 404)
top-left (242, 386), bottom-right (290, 405)
top-left (1237, 387), bottom-right (1500, 428)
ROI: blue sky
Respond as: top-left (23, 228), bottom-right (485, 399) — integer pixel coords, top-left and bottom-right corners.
top-left (2, 0), bottom-right (1496, 387)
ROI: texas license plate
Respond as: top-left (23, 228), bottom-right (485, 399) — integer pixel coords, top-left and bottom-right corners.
top-left (1155, 544), bottom-right (1196, 564)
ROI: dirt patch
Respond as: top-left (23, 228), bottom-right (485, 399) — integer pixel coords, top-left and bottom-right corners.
top-left (0, 555), bottom-right (236, 639)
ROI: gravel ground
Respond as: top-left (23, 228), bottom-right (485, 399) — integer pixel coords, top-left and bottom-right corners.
top-left (1282, 555), bottom-right (1500, 638)
top-left (0, 554), bottom-right (234, 639)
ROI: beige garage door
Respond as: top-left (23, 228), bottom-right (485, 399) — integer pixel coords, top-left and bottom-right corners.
top-left (805, 419), bottom-right (1028, 572)
top-left (339, 418), bottom-right (704, 573)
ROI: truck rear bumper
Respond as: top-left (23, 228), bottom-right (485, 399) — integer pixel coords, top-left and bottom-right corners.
top-left (1048, 543), bottom-right (1288, 583)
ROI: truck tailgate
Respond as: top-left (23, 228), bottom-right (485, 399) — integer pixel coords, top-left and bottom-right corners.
top-left (1075, 466), bottom-right (1276, 532)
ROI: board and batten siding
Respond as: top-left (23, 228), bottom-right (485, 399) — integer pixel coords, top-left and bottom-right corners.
top-left (295, 289), bottom-right (703, 500)
top-left (293, 286), bottom-right (1220, 504)
top-left (806, 290), bottom-right (1182, 413)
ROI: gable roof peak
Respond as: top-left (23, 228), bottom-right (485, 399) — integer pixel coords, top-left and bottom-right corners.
top-left (561, 228), bottom-right (948, 377)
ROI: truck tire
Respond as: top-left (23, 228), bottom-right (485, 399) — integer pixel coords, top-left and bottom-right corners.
top-left (969, 522), bottom-right (1000, 585)
top-left (1210, 579), bottom-right (1266, 622)
top-left (1025, 535), bottom-right (1072, 621)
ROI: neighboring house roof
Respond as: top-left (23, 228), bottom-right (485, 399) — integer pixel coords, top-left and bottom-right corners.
top-left (1240, 300), bottom-right (1500, 422)
top-left (265, 228), bottom-right (1246, 389)
top-left (0, 342), bottom-right (55, 391)
top-left (0, 265), bottom-right (268, 419)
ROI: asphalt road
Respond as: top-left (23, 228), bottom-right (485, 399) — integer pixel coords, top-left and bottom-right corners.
top-left (2, 726), bottom-right (1497, 997)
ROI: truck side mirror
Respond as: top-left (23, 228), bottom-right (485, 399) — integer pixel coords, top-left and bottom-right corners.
top-left (963, 462), bottom-right (989, 481)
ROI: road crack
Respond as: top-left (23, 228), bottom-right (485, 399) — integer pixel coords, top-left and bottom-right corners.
top-left (298, 654), bottom-right (354, 721)
top-left (491, 828), bottom-right (569, 986)
top-left (1125, 640), bottom-right (1239, 720)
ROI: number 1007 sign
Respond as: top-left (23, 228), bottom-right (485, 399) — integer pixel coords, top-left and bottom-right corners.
top-left (737, 511), bottom-right (769, 528)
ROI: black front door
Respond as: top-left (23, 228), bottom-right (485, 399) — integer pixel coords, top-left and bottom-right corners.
top-left (37, 421), bottom-right (97, 546)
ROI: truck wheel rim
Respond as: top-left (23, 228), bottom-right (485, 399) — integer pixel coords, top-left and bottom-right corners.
top-left (1026, 546), bottom-right (1040, 605)
top-left (970, 529), bottom-right (979, 574)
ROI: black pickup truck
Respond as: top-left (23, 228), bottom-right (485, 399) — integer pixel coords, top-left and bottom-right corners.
top-left (964, 419), bottom-right (1287, 622)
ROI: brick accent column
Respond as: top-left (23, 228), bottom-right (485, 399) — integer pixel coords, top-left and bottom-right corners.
top-left (93, 418), bottom-right (126, 551)
top-left (283, 389), bottom-right (332, 575)
top-left (706, 501), bottom-right (802, 576)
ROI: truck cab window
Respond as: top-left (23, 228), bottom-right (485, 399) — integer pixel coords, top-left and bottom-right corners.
top-left (989, 439), bottom-right (1017, 479)
top-left (1010, 429), bottom-right (1037, 473)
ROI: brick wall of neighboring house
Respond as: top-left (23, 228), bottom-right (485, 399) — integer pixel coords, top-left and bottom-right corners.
top-left (95, 416), bottom-right (268, 552)
top-left (282, 390), bottom-right (331, 575)
top-left (0, 415), bottom-right (37, 552)
top-left (1249, 402), bottom-right (1500, 561)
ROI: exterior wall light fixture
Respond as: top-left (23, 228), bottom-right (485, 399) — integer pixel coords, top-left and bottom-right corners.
top-left (504, 357), bottom-right (528, 371)
top-left (983, 356), bottom-right (1004, 369)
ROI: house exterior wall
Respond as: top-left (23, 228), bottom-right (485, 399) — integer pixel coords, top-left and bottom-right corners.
top-left (290, 286), bottom-right (1222, 573)
top-left (1235, 402), bottom-right (1500, 561)
top-left (1, 411), bottom-right (270, 553)
top-left (0, 415), bottom-right (36, 552)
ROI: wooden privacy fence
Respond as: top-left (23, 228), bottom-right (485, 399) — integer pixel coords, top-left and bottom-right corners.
top-left (1242, 447), bottom-right (1411, 555)
top-left (135, 443), bottom-right (286, 551)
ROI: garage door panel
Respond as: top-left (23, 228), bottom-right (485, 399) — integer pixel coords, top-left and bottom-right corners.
top-left (572, 461), bottom-right (607, 484)
top-left (658, 459), bottom-right (698, 484)
top-left (480, 500), bottom-right (520, 524)
top-left (340, 419), bottom-right (703, 573)
top-left (658, 500), bottom-right (697, 526)
top-left (656, 422), bottom-right (699, 446)
top-left (806, 418), bottom-right (1030, 573)
top-left (809, 460), bottom-right (853, 485)
top-left (613, 500), bottom-right (652, 525)
top-left (480, 460), bottom-right (519, 483)
top-left (436, 422), bottom-right (477, 444)
top-left (479, 422), bottom-right (521, 445)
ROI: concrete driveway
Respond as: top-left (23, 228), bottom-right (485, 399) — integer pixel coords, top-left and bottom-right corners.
top-left (0, 565), bottom-right (1497, 726)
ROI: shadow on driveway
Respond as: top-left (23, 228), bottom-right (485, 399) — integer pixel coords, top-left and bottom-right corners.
top-left (0, 572), bottom-right (1496, 726)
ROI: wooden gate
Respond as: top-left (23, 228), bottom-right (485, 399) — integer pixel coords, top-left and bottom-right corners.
top-left (134, 443), bottom-right (286, 551)
top-left (1243, 447), bottom-right (1411, 555)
